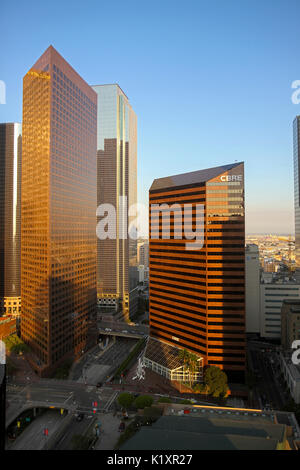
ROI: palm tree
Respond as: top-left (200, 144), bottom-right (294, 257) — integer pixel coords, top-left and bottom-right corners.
top-left (187, 353), bottom-right (199, 387)
top-left (178, 348), bottom-right (190, 382)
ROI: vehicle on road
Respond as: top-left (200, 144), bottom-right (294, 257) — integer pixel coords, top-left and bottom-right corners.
top-left (105, 328), bottom-right (112, 332)
top-left (96, 382), bottom-right (102, 388)
top-left (76, 412), bottom-right (84, 422)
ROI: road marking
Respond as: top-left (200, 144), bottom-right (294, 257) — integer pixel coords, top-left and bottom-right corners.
top-left (105, 391), bottom-right (118, 411)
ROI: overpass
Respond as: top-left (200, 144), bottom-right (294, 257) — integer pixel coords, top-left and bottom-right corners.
top-left (97, 321), bottom-right (149, 340)
top-left (5, 380), bottom-right (118, 428)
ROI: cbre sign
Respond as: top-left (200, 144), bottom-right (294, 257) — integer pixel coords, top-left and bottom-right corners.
top-left (220, 175), bottom-right (242, 182)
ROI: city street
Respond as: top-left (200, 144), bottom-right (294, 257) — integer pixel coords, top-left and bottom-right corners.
top-left (248, 341), bottom-right (285, 410)
top-left (9, 409), bottom-right (67, 450)
top-left (6, 379), bottom-right (119, 427)
top-left (70, 337), bottom-right (138, 384)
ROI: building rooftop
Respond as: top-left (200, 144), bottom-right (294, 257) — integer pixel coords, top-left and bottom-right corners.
top-left (121, 414), bottom-right (287, 450)
top-left (150, 162), bottom-right (243, 192)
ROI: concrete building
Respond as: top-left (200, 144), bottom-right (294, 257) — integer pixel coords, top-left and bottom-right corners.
top-left (138, 241), bottom-right (149, 268)
top-left (281, 300), bottom-right (300, 350)
top-left (245, 244), bottom-right (260, 334)
top-left (121, 404), bottom-right (297, 450)
top-left (21, 46), bottom-right (97, 376)
top-left (260, 280), bottom-right (300, 340)
top-left (92, 84), bottom-right (138, 321)
top-left (279, 352), bottom-right (300, 404)
top-left (0, 123), bottom-right (22, 317)
top-left (293, 116), bottom-right (300, 268)
top-left (138, 265), bottom-right (149, 284)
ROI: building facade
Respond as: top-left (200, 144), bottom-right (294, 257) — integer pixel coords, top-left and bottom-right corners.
top-left (138, 241), bottom-right (149, 268)
top-left (245, 244), bottom-right (260, 334)
top-left (148, 162), bottom-right (245, 381)
top-left (281, 299), bottom-right (300, 350)
top-left (294, 116), bottom-right (300, 268)
top-left (92, 84), bottom-right (138, 320)
top-left (21, 46), bottom-right (97, 376)
top-left (279, 351), bottom-right (300, 404)
top-left (0, 123), bottom-right (22, 317)
top-left (260, 281), bottom-right (300, 339)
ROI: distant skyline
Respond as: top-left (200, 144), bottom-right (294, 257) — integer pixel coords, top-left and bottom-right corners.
top-left (1, 0), bottom-right (300, 234)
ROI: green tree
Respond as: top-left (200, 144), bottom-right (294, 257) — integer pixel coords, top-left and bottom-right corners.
top-left (143, 406), bottom-right (162, 421)
top-left (157, 397), bottom-right (171, 403)
top-left (134, 395), bottom-right (154, 409)
top-left (187, 353), bottom-right (199, 386)
top-left (178, 349), bottom-right (190, 371)
top-left (204, 366), bottom-right (229, 398)
top-left (117, 392), bottom-right (134, 409)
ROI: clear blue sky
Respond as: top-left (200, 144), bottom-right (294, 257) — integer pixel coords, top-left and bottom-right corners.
top-left (1, 0), bottom-right (300, 234)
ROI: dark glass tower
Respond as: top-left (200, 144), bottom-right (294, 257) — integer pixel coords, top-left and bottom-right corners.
top-left (21, 46), bottom-right (97, 376)
top-left (149, 162), bottom-right (245, 381)
top-left (0, 123), bottom-right (22, 316)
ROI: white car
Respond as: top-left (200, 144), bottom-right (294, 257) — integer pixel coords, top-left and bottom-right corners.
top-left (105, 328), bottom-right (112, 332)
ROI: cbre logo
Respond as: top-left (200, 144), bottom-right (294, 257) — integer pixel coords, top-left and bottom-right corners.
top-left (220, 175), bottom-right (242, 182)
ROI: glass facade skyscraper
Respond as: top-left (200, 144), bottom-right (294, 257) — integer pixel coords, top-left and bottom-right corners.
top-left (0, 123), bottom-right (22, 317)
top-left (92, 84), bottom-right (138, 321)
top-left (21, 46), bottom-right (97, 376)
top-left (294, 116), bottom-right (300, 268)
top-left (148, 162), bottom-right (245, 382)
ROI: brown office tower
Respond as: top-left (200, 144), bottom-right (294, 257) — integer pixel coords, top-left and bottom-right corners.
top-left (21, 46), bottom-right (97, 376)
top-left (0, 123), bottom-right (22, 317)
top-left (148, 162), bottom-right (245, 382)
top-left (92, 85), bottom-right (138, 321)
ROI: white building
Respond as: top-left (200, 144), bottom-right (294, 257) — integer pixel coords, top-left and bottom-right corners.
top-left (279, 352), bottom-right (300, 404)
top-left (260, 281), bottom-right (300, 339)
top-left (138, 265), bottom-right (149, 284)
top-left (246, 244), bottom-right (260, 334)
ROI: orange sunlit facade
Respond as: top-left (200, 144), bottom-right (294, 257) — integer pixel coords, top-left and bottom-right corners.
top-left (21, 46), bottom-right (97, 376)
top-left (149, 163), bottom-right (245, 381)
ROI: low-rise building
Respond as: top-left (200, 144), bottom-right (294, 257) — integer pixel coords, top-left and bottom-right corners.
top-left (121, 403), bottom-right (299, 450)
top-left (260, 279), bottom-right (300, 339)
top-left (279, 351), bottom-right (300, 404)
top-left (281, 300), bottom-right (300, 349)
top-left (246, 244), bottom-right (260, 334)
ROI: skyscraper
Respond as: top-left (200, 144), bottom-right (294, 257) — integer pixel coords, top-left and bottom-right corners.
top-left (21, 46), bottom-right (97, 376)
top-left (148, 162), bottom-right (245, 382)
top-left (293, 116), bottom-right (300, 268)
top-left (92, 84), bottom-right (138, 321)
top-left (0, 341), bottom-right (5, 451)
top-left (0, 123), bottom-right (22, 317)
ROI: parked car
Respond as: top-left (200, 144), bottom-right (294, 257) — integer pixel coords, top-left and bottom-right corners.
top-left (96, 382), bottom-right (102, 388)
